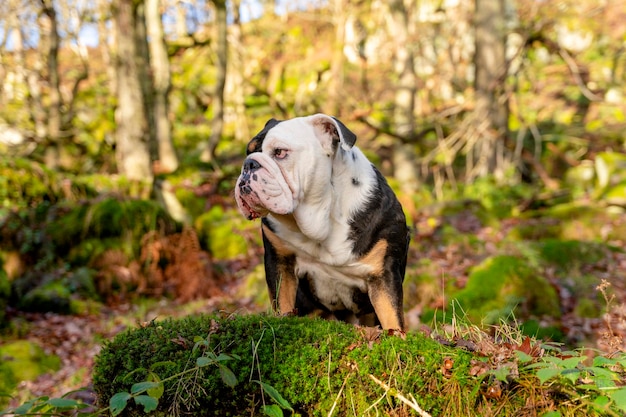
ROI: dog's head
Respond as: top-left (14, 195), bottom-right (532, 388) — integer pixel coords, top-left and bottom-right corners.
top-left (235, 114), bottom-right (356, 220)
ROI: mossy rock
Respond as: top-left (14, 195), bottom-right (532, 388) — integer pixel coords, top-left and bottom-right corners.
top-left (453, 255), bottom-right (561, 325)
top-left (459, 177), bottom-right (534, 219)
top-left (93, 314), bottom-right (480, 416)
top-left (0, 157), bottom-right (61, 209)
top-left (17, 279), bottom-right (73, 314)
top-left (10, 266), bottom-right (100, 314)
top-left (534, 239), bottom-right (617, 320)
top-left (536, 239), bottom-right (609, 272)
top-left (195, 206), bottom-right (257, 260)
top-left (46, 197), bottom-right (178, 255)
top-left (512, 203), bottom-right (626, 242)
top-left (0, 340), bottom-right (61, 408)
top-left (92, 314), bottom-right (621, 417)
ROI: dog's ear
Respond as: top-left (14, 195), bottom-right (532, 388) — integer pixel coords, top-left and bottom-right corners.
top-left (310, 114), bottom-right (357, 153)
top-left (246, 118), bottom-right (282, 155)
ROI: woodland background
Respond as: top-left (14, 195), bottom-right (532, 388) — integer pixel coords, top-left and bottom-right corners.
top-left (0, 0), bottom-right (626, 408)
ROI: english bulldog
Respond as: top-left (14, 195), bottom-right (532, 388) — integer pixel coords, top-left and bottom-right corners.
top-left (235, 114), bottom-right (410, 330)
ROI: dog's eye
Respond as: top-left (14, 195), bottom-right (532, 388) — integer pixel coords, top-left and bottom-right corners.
top-left (273, 148), bottom-right (288, 159)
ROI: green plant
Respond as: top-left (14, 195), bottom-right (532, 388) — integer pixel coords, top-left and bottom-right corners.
top-left (524, 352), bottom-right (626, 415)
top-left (0, 392), bottom-right (90, 416)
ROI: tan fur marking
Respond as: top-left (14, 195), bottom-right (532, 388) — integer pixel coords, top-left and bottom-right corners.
top-left (262, 224), bottom-right (294, 257)
top-left (359, 239), bottom-right (388, 276)
top-left (369, 289), bottom-right (402, 330)
top-left (276, 264), bottom-right (297, 314)
top-left (247, 140), bottom-right (258, 154)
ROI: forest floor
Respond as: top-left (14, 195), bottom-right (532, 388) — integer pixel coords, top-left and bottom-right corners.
top-left (3, 207), bottom-right (626, 411)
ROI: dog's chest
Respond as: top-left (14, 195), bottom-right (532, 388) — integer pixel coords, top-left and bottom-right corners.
top-left (275, 223), bottom-right (373, 311)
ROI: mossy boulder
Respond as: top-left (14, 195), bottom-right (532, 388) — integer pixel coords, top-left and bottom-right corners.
top-left (194, 206), bottom-right (257, 260)
top-left (536, 239), bottom-right (609, 272)
top-left (16, 279), bottom-right (73, 314)
top-left (46, 198), bottom-right (178, 256)
top-left (535, 239), bottom-right (617, 320)
top-left (0, 340), bottom-right (61, 408)
top-left (453, 255), bottom-right (561, 325)
top-left (92, 314), bottom-right (623, 417)
top-left (511, 203), bottom-right (626, 242)
top-left (93, 315), bottom-right (480, 416)
top-left (10, 267), bottom-right (100, 315)
top-left (0, 158), bottom-right (62, 210)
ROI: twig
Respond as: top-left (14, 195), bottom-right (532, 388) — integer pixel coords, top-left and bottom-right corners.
top-left (328, 372), bottom-right (351, 417)
top-left (368, 374), bottom-right (432, 417)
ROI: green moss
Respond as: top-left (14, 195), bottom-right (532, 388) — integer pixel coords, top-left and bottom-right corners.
top-left (460, 177), bottom-right (534, 219)
top-left (453, 255), bottom-right (560, 325)
top-left (515, 203), bottom-right (626, 242)
top-left (46, 197), bottom-right (178, 256)
top-left (0, 158), bottom-right (61, 210)
top-left (0, 340), bottom-right (61, 407)
top-left (195, 206), bottom-right (257, 260)
top-left (17, 280), bottom-right (73, 314)
top-left (93, 314), bottom-right (480, 416)
top-left (237, 263), bottom-right (269, 308)
top-left (173, 188), bottom-right (206, 221)
top-left (518, 319), bottom-right (564, 340)
top-left (66, 238), bottom-right (128, 267)
top-left (574, 297), bottom-right (602, 319)
top-left (536, 239), bottom-right (608, 271)
top-left (93, 314), bottom-right (618, 416)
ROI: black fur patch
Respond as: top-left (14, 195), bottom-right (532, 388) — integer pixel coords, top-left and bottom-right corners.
top-left (246, 118), bottom-right (282, 155)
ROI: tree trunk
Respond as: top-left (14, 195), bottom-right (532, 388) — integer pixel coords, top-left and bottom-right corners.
top-left (98, 0), bottom-right (117, 94)
top-left (111, 0), bottom-right (153, 184)
top-left (146, 0), bottom-right (179, 173)
top-left (201, 0), bottom-right (227, 163)
top-left (387, 0), bottom-right (419, 195)
top-left (328, 0), bottom-right (346, 116)
top-left (175, 0), bottom-right (188, 39)
top-left (230, 0), bottom-right (250, 142)
top-left (40, 0), bottom-right (62, 168)
top-left (388, 0), bottom-right (416, 139)
top-left (474, 0), bottom-right (508, 179)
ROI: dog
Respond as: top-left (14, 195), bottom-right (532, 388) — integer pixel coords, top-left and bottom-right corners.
top-left (235, 114), bottom-right (410, 330)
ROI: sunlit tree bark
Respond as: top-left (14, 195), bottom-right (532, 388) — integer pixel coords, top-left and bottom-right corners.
top-left (38, 0), bottom-right (63, 167)
top-left (328, 0), bottom-right (347, 116)
top-left (229, 0), bottom-right (250, 142)
top-left (111, 0), bottom-right (153, 183)
top-left (474, 0), bottom-right (509, 178)
top-left (146, 0), bottom-right (179, 173)
top-left (387, 0), bottom-right (419, 194)
top-left (200, 0), bottom-right (227, 163)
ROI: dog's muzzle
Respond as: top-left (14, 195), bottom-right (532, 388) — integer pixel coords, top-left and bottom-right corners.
top-left (238, 158), bottom-right (261, 196)
top-left (235, 158), bottom-right (265, 220)
top-left (235, 154), bottom-right (296, 220)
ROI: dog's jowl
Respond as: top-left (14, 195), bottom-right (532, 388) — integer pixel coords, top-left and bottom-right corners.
top-left (235, 114), bottom-right (410, 330)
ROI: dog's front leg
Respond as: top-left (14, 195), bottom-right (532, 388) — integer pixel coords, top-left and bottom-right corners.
top-left (368, 278), bottom-right (405, 331)
top-left (262, 221), bottom-right (298, 315)
top-left (275, 267), bottom-right (298, 314)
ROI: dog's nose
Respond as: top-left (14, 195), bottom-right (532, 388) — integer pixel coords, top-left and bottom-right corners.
top-left (243, 158), bottom-right (261, 172)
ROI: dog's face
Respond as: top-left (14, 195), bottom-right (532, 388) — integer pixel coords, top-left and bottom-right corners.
top-left (235, 114), bottom-right (356, 220)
